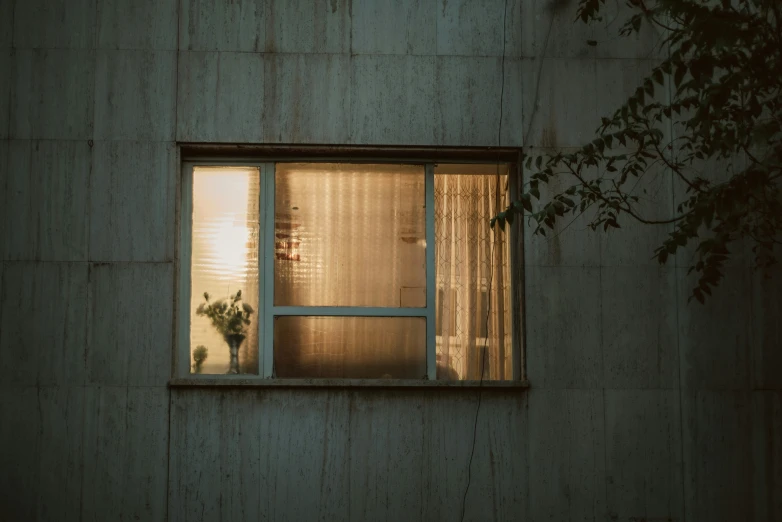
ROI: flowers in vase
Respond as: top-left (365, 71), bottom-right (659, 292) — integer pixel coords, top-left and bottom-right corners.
top-left (196, 290), bottom-right (254, 340)
top-left (195, 290), bottom-right (254, 374)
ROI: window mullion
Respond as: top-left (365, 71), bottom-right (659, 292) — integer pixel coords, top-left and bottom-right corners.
top-left (509, 164), bottom-right (523, 381)
top-left (271, 306), bottom-right (428, 317)
top-left (425, 164), bottom-right (436, 380)
top-left (177, 162), bottom-right (194, 377)
top-left (262, 163), bottom-right (276, 378)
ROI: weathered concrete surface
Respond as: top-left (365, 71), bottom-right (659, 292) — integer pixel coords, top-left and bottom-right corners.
top-left (604, 389), bottom-right (683, 521)
top-left (0, 50), bottom-right (10, 139)
top-left (522, 148), bottom-right (603, 267)
top-left (97, 0), bottom-right (179, 51)
top-left (3, 140), bottom-right (91, 261)
top-left (177, 51), bottom-right (265, 143)
top-left (82, 386), bottom-right (169, 522)
top-left (169, 389), bottom-right (527, 522)
top-left (263, 53), bottom-right (351, 144)
top-left (0, 386), bottom-right (85, 522)
top-left (520, 0), bottom-right (665, 59)
top-left (94, 50), bottom-right (177, 141)
top-left (10, 49), bottom-right (95, 140)
top-left (435, 56), bottom-right (523, 147)
top-left (89, 141), bottom-right (176, 262)
top-left (0, 0), bottom-right (780, 521)
top-left (525, 266), bottom-right (603, 388)
top-left (350, 0), bottom-right (436, 55)
top-left (0, 2), bottom-right (12, 49)
top-left (598, 161), bottom-right (673, 267)
top-left (264, 0), bottom-right (351, 54)
top-left (521, 0), bottom-right (595, 59)
top-left (13, 0), bottom-right (96, 50)
top-left (522, 58), bottom-right (597, 147)
top-left (682, 390), bottom-right (754, 521)
top-left (528, 389), bottom-right (607, 520)
top-left (678, 267), bottom-right (753, 390)
top-left (601, 266), bottom-right (679, 389)
top-left (752, 391), bottom-right (782, 522)
top-left (0, 143), bottom-right (5, 246)
top-left (0, 387), bottom-right (40, 521)
top-left (0, 262), bottom-right (89, 386)
top-left (752, 271), bottom-right (782, 390)
top-left (349, 54), bottom-right (436, 145)
top-left (87, 263), bottom-right (174, 386)
top-left (179, 0), bottom-right (267, 52)
top-left (168, 390), bottom-right (264, 522)
top-left (437, 0), bottom-right (523, 57)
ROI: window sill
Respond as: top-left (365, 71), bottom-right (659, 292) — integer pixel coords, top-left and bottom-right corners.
top-left (169, 377), bottom-right (530, 390)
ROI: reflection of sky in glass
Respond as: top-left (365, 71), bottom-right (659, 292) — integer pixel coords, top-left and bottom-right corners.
top-left (190, 167), bottom-right (260, 374)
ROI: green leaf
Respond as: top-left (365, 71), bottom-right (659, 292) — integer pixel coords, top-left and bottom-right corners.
top-left (674, 64), bottom-right (687, 88)
top-left (653, 68), bottom-right (664, 86)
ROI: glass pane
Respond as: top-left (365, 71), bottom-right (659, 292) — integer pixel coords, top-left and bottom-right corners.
top-left (190, 167), bottom-right (260, 375)
top-left (274, 163), bottom-right (426, 307)
top-left (434, 166), bottom-right (512, 381)
top-left (274, 317), bottom-right (426, 379)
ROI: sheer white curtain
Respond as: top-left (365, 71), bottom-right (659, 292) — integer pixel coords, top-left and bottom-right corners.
top-left (434, 171), bottom-right (511, 380)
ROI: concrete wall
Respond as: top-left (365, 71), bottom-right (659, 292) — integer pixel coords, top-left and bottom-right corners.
top-left (0, 0), bottom-right (779, 521)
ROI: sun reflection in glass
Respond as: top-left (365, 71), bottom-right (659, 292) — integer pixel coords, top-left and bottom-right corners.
top-left (191, 167), bottom-right (260, 374)
top-left (193, 168), bottom-right (256, 281)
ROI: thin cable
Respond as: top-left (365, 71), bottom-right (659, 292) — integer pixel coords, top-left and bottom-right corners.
top-left (460, 0), bottom-right (508, 519)
top-left (459, 243), bottom-right (494, 521)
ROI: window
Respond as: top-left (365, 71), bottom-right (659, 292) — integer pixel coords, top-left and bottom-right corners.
top-left (178, 158), bottom-right (521, 381)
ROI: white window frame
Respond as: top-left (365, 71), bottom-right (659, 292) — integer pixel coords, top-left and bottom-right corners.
top-left (176, 157), bottom-right (522, 382)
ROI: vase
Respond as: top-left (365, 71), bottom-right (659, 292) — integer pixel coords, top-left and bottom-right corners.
top-left (224, 334), bottom-right (246, 374)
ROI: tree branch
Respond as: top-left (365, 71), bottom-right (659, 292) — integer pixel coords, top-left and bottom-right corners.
top-left (564, 162), bottom-right (688, 225)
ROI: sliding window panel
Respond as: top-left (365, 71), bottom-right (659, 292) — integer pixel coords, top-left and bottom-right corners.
top-left (274, 316), bottom-right (426, 379)
top-left (274, 163), bottom-right (426, 308)
top-left (190, 167), bottom-right (260, 375)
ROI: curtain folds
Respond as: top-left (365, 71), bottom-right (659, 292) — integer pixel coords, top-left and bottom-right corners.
top-left (434, 173), bottom-right (511, 380)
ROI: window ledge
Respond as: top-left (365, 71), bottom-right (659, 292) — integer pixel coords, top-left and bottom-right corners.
top-left (169, 377), bottom-right (530, 390)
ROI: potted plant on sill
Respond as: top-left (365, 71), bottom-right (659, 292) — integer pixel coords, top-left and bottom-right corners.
top-left (192, 345), bottom-right (208, 374)
top-left (196, 290), bottom-right (254, 374)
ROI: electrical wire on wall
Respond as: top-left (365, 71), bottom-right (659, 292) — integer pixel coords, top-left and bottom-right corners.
top-left (459, 0), bottom-right (509, 519)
